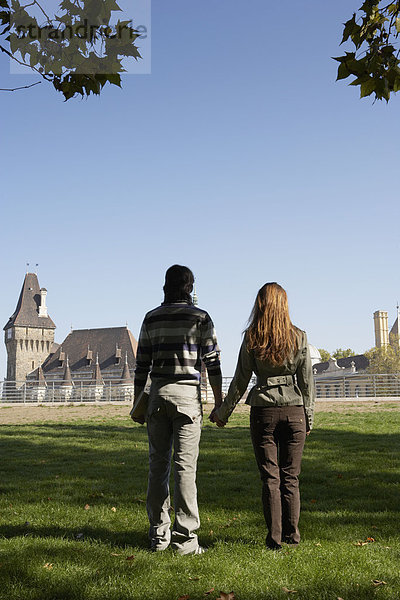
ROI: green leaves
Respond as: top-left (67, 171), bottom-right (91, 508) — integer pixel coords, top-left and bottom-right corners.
top-left (335, 1), bottom-right (400, 102)
top-left (2, 0), bottom-right (142, 100)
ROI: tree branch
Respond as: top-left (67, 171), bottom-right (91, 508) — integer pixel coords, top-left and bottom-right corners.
top-left (0, 43), bottom-right (52, 80)
top-left (0, 80), bottom-right (41, 91)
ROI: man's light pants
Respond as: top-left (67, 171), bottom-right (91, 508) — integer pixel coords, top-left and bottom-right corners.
top-left (146, 398), bottom-right (202, 554)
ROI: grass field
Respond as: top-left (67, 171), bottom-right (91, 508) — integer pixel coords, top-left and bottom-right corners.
top-left (0, 402), bottom-right (399, 600)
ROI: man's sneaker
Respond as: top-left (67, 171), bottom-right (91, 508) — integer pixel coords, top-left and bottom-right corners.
top-left (193, 546), bottom-right (207, 555)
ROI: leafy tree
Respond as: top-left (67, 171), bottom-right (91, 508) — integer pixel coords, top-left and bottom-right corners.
top-left (335, 0), bottom-right (400, 101)
top-left (332, 348), bottom-right (356, 359)
top-left (318, 348), bottom-right (331, 362)
top-left (365, 340), bottom-right (400, 373)
top-left (0, 0), bottom-right (142, 99)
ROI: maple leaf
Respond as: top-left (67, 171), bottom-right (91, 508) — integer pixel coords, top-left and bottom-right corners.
top-left (282, 587), bottom-right (297, 594)
top-left (111, 507), bottom-right (117, 512)
top-left (372, 580), bottom-right (386, 587)
top-left (216, 593), bottom-right (235, 600)
top-left (205, 589), bottom-right (215, 595)
top-left (189, 576), bottom-right (200, 581)
top-left (126, 555), bottom-right (135, 561)
top-left (355, 537), bottom-right (375, 546)
top-left (84, 504), bottom-right (90, 510)
top-left (43, 563), bottom-right (53, 570)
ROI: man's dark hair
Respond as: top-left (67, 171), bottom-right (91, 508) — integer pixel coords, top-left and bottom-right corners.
top-left (163, 265), bottom-right (194, 304)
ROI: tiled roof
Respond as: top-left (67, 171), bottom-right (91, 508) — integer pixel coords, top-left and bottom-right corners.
top-left (313, 354), bottom-right (369, 374)
top-left (3, 273), bottom-right (56, 330)
top-left (42, 326), bottom-right (137, 374)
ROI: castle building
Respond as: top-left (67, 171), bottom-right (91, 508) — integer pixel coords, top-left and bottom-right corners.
top-left (3, 273), bottom-right (137, 400)
top-left (4, 273), bottom-right (56, 383)
top-left (313, 307), bottom-right (399, 398)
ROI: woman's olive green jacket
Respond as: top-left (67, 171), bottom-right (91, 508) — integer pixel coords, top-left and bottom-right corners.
top-left (215, 330), bottom-right (315, 429)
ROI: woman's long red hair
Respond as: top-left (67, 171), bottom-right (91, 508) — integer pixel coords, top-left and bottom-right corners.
top-left (246, 282), bottom-right (299, 365)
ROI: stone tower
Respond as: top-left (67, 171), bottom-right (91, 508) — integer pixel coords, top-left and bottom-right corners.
top-left (373, 310), bottom-right (389, 348)
top-left (4, 273), bottom-right (56, 385)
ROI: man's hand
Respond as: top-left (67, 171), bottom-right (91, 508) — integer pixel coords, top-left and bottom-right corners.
top-left (209, 407), bottom-right (226, 428)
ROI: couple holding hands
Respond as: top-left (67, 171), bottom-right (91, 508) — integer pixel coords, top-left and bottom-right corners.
top-left (133, 265), bottom-right (315, 555)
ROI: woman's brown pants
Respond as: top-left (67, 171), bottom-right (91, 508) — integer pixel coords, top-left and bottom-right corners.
top-left (250, 405), bottom-right (307, 549)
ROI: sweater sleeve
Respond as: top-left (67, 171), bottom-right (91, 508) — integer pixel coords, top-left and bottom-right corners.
top-left (295, 332), bottom-right (315, 430)
top-left (215, 336), bottom-right (253, 422)
top-left (200, 312), bottom-right (222, 386)
top-left (134, 320), bottom-right (152, 398)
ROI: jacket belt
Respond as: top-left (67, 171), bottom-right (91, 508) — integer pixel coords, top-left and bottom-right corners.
top-left (256, 374), bottom-right (294, 387)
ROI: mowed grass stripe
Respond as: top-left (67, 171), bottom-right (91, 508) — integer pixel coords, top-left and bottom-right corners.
top-left (0, 404), bottom-right (399, 599)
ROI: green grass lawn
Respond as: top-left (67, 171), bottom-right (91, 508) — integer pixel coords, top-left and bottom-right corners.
top-left (0, 404), bottom-right (399, 600)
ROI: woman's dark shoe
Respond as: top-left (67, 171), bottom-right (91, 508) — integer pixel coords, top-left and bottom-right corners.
top-left (266, 534), bottom-right (282, 550)
top-left (282, 537), bottom-right (299, 545)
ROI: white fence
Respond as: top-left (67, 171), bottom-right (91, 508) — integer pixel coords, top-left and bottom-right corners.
top-left (315, 373), bottom-right (400, 399)
top-left (0, 380), bottom-right (134, 403)
top-left (1, 373), bottom-right (400, 404)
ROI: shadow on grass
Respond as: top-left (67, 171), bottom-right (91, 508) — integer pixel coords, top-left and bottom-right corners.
top-left (0, 522), bottom-right (149, 548)
top-left (1, 422), bottom-right (400, 541)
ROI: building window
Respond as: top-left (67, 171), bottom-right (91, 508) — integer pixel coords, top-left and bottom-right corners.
top-left (6, 329), bottom-right (12, 339)
top-left (32, 361), bottom-right (35, 369)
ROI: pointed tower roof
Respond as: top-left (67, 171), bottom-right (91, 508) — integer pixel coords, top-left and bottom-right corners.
top-left (61, 356), bottom-right (73, 387)
top-left (4, 273), bottom-right (56, 330)
top-left (390, 304), bottom-right (400, 338)
top-left (36, 365), bottom-right (47, 386)
top-left (120, 352), bottom-right (133, 384)
top-left (92, 353), bottom-right (104, 385)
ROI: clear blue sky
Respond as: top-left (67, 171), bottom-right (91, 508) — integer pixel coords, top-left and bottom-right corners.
top-left (1, 0), bottom-right (399, 378)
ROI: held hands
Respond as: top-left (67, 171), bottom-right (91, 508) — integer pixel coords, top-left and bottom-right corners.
top-left (209, 406), bottom-right (226, 428)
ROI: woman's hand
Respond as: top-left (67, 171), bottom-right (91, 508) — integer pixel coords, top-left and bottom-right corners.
top-left (209, 407), bottom-right (226, 428)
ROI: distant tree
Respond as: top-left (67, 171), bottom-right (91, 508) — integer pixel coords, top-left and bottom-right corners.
top-left (0, 0), bottom-right (142, 100)
top-left (318, 349), bottom-right (331, 363)
top-left (335, 0), bottom-right (400, 102)
top-left (365, 341), bottom-right (400, 373)
top-left (332, 348), bottom-right (356, 360)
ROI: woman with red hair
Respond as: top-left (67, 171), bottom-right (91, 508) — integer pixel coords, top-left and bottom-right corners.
top-left (211, 282), bottom-right (315, 550)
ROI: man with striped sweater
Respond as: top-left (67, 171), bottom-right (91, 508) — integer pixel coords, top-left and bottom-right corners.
top-left (134, 265), bottom-right (222, 555)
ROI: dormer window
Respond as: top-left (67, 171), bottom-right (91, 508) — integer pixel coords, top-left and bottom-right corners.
top-left (86, 348), bottom-right (93, 366)
top-left (59, 351), bottom-right (65, 367)
top-left (115, 347), bottom-right (122, 365)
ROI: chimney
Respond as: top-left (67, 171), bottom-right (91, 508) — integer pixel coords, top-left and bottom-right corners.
top-left (38, 288), bottom-right (48, 318)
top-left (373, 310), bottom-right (389, 348)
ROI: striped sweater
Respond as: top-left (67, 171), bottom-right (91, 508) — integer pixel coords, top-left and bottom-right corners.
top-left (134, 301), bottom-right (221, 395)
